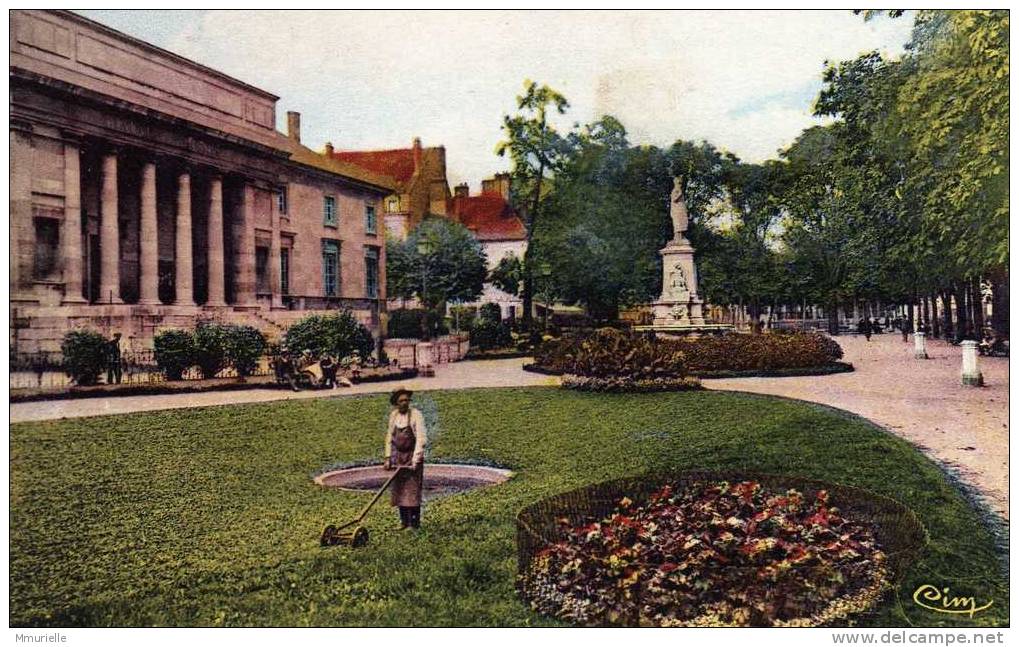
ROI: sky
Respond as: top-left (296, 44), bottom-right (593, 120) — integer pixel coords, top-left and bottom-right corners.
top-left (76, 10), bottom-right (913, 189)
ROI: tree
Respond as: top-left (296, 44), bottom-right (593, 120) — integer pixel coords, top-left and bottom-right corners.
top-left (531, 117), bottom-right (662, 321)
top-left (496, 80), bottom-right (572, 328)
top-left (385, 218), bottom-right (488, 320)
top-left (489, 253), bottom-right (524, 297)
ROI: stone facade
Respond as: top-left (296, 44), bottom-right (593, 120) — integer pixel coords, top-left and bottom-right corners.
top-left (10, 10), bottom-right (395, 353)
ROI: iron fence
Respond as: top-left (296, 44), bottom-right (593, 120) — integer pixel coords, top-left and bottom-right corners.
top-left (9, 350), bottom-right (276, 389)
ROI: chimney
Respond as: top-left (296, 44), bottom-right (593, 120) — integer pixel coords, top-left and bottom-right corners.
top-left (324, 141), bottom-right (334, 156)
top-left (454, 183), bottom-right (469, 199)
top-left (412, 137), bottom-right (422, 171)
top-left (495, 172), bottom-right (511, 199)
top-left (286, 111), bottom-right (301, 143)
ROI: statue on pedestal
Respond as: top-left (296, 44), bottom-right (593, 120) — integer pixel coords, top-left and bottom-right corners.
top-left (670, 176), bottom-right (690, 242)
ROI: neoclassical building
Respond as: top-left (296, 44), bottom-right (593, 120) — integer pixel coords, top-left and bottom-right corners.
top-left (10, 10), bottom-right (395, 352)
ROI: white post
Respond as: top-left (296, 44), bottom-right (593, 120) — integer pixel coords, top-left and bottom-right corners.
top-left (914, 331), bottom-right (928, 359)
top-left (960, 340), bottom-right (983, 386)
top-left (416, 341), bottom-right (434, 377)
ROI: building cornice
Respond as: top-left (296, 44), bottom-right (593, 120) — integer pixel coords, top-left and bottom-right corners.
top-left (47, 10), bottom-right (280, 102)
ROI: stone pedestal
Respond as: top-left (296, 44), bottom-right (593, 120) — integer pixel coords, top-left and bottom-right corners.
top-left (960, 340), bottom-right (983, 386)
top-left (650, 237), bottom-right (706, 327)
top-left (914, 332), bottom-right (928, 359)
top-left (416, 341), bottom-right (434, 377)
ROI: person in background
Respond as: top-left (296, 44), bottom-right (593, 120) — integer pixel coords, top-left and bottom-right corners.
top-left (319, 354), bottom-right (338, 389)
top-left (857, 317), bottom-right (872, 341)
top-left (106, 333), bottom-right (123, 384)
top-left (383, 388), bottom-right (427, 530)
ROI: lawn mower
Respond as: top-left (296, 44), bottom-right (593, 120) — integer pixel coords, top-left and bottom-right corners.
top-left (320, 466), bottom-right (407, 548)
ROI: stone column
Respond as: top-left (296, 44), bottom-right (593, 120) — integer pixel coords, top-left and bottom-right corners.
top-left (99, 151), bottom-right (122, 304)
top-left (138, 160), bottom-right (160, 305)
top-left (61, 141), bottom-right (87, 304)
top-left (206, 175), bottom-right (226, 306)
top-left (960, 340), bottom-right (984, 386)
top-left (269, 187), bottom-right (283, 308)
top-left (10, 129), bottom-right (33, 300)
top-left (175, 170), bottom-right (195, 305)
top-left (234, 183), bottom-right (257, 306)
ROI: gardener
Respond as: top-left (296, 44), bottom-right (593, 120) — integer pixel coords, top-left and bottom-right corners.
top-left (383, 388), bottom-right (427, 530)
top-left (106, 333), bottom-right (123, 385)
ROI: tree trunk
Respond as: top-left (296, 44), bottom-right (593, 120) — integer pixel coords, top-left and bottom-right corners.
top-left (940, 289), bottom-right (954, 340)
top-left (921, 296), bottom-right (931, 332)
top-left (990, 267), bottom-right (1009, 336)
top-left (907, 295), bottom-right (915, 333)
top-left (953, 283), bottom-right (967, 337)
top-left (971, 276), bottom-right (984, 332)
top-left (930, 292), bottom-right (940, 338)
top-left (827, 298), bottom-right (839, 335)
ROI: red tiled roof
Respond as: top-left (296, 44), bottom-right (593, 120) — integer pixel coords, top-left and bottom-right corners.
top-left (328, 149), bottom-right (417, 184)
top-left (452, 194), bottom-right (527, 241)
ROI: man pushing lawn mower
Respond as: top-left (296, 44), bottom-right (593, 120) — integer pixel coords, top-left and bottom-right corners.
top-left (320, 388), bottom-right (428, 548)
top-left (384, 388), bottom-right (428, 530)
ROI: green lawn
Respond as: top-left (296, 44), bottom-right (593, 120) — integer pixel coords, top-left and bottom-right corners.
top-left (10, 388), bottom-right (1007, 627)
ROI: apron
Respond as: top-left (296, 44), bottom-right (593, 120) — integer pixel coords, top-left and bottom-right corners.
top-left (390, 411), bottom-right (424, 507)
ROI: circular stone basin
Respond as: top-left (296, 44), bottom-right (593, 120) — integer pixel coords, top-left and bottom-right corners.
top-left (315, 463), bottom-right (513, 500)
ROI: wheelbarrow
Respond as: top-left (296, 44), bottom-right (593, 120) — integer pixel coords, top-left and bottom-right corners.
top-left (320, 466), bottom-right (408, 548)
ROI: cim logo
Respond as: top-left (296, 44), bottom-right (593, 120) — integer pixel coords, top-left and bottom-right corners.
top-left (912, 584), bottom-right (993, 618)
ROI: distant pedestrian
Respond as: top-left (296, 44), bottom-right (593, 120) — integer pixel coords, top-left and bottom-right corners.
top-left (857, 318), bottom-right (872, 341)
top-left (900, 318), bottom-right (909, 343)
top-left (106, 333), bottom-right (123, 384)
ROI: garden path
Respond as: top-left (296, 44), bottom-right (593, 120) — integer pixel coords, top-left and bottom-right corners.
top-left (707, 335), bottom-right (1009, 521)
top-left (10, 334), bottom-right (1007, 519)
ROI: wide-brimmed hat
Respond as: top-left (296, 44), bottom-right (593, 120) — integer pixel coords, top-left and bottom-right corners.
top-left (390, 388), bottom-right (413, 405)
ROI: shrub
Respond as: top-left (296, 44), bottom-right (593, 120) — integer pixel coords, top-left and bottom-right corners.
top-left (675, 331), bottom-right (843, 373)
top-left (469, 318), bottom-right (513, 351)
top-left (285, 310), bottom-right (374, 360)
top-left (60, 330), bottom-right (109, 386)
top-left (386, 308), bottom-right (448, 339)
top-left (153, 329), bottom-right (195, 380)
top-left (534, 328), bottom-right (688, 379)
top-left (534, 330), bottom-right (844, 376)
top-left (479, 302), bottom-right (502, 324)
top-left (193, 322), bottom-right (228, 379)
top-left (222, 325), bottom-right (267, 377)
top-left (449, 305), bottom-right (477, 331)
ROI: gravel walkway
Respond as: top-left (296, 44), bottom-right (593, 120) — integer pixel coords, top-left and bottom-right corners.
top-left (10, 334), bottom-right (1007, 518)
top-left (706, 335), bottom-right (1009, 520)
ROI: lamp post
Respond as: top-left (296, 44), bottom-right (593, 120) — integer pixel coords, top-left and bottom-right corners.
top-left (416, 238), bottom-right (434, 341)
top-left (538, 261), bottom-right (552, 330)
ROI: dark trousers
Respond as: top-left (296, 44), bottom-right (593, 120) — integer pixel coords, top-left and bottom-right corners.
top-left (107, 363), bottom-right (122, 385)
top-left (398, 506), bottom-right (421, 528)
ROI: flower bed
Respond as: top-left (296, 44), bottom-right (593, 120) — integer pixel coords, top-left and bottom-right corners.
top-left (532, 329), bottom-right (845, 378)
top-left (677, 331), bottom-right (844, 373)
top-left (533, 328), bottom-right (696, 392)
top-left (561, 375), bottom-right (701, 393)
top-left (517, 472), bottom-right (925, 627)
